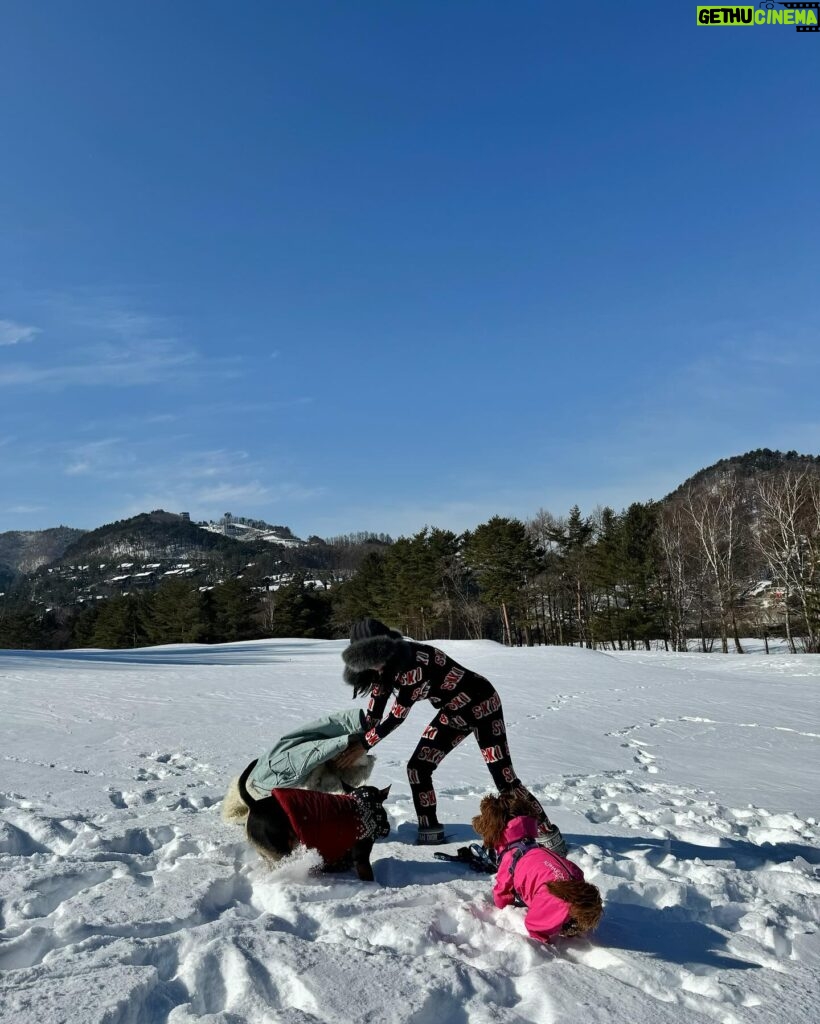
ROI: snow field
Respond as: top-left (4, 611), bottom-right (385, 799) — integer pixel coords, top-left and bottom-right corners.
top-left (0, 640), bottom-right (818, 1024)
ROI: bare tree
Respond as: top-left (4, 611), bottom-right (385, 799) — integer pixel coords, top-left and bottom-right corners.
top-left (440, 550), bottom-right (485, 640)
top-left (683, 474), bottom-right (748, 653)
top-left (657, 500), bottom-right (697, 651)
top-left (801, 472), bottom-right (820, 652)
top-left (752, 469), bottom-right (818, 653)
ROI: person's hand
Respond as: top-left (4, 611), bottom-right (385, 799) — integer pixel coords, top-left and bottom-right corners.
top-left (332, 741), bottom-right (366, 770)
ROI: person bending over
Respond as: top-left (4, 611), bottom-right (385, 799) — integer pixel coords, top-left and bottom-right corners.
top-left (342, 618), bottom-right (566, 850)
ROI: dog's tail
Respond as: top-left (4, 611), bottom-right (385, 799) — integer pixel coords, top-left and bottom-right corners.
top-left (221, 759), bottom-right (259, 824)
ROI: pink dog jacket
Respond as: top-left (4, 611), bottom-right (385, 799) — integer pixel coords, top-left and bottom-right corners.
top-left (493, 815), bottom-right (584, 941)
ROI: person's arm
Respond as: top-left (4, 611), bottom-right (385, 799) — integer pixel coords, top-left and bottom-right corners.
top-left (493, 854), bottom-right (515, 908)
top-left (362, 684), bottom-right (414, 748)
top-left (364, 682), bottom-right (392, 729)
top-left (332, 735), bottom-right (367, 769)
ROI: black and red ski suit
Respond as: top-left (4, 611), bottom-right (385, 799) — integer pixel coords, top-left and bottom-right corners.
top-left (360, 643), bottom-right (546, 829)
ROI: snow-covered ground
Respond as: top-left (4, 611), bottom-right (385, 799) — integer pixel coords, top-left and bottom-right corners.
top-left (1, 640), bottom-right (818, 1024)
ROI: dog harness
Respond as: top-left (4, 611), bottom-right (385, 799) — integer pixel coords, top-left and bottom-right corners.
top-left (500, 836), bottom-right (539, 907)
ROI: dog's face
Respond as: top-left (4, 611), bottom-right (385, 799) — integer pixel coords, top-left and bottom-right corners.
top-left (342, 782), bottom-right (391, 839)
top-left (471, 793), bottom-right (516, 849)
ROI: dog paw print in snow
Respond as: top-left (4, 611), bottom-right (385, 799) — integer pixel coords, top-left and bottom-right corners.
top-left (107, 787), bottom-right (161, 810)
top-left (168, 793), bottom-right (220, 812)
top-left (135, 751), bottom-right (209, 781)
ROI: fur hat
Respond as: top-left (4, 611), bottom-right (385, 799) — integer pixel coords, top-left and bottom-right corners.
top-left (343, 620), bottom-right (405, 697)
top-left (349, 618), bottom-right (402, 644)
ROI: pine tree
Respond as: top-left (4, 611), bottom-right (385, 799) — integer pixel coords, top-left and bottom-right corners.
top-left (463, 517), bottom-right (540, 645)
top-left (547, 506), bottom-right (594, 646)
top-left (211, 579), bottom-right (257, 642)
top-left (333, 552), bottom-right (387, 632)
top-left (380, 529), bottom-right (455, 639)
top-left (619, 502), bottom-right (664, 649)
top-left (69, 604), bottom-right (100, 648)
top-left (589, 506), bottom-right (625, 649)
top-left (92, 595), bottom-right (150, 648)
top-left (145, 579), bottom-right (205, 645)
top-left (0, 606), bottom-right (43, 649)
top-left (268, 578), bottom-right (333, 638)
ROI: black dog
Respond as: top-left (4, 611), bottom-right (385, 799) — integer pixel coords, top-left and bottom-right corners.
top-left (237, 759), bottom-right (390, 881)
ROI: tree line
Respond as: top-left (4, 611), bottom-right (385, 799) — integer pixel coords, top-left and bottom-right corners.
top-left (334, 467), bottom-right (820, 653)
top-left (0, 576), bottom-right (334, 650)
top-left (2, 465), bottom-right (819, 652)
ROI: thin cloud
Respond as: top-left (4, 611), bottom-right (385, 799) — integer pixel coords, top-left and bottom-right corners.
top-left (45, 293), bottom-right (178, 339)
top-left (62, 438), bottom-right (129, 477)
top-left (0, 294), bottom-right (243, 390)
top-left (0, 320), bottom-right (40, 346)
top-left (122, 479), bottom-right (324, 522)
top-left (161, 397), bottom-right (313, 418)
top-left (47, 436), bottom-right (324, 522)
top-left (0, 339), bottom-right (198, 390)
top-left (2, 503), bottom-right (47, 515)
top-left (67, 399), bottom-right (311, 436)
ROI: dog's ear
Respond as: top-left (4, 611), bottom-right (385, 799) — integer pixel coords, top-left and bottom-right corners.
top-left (341, 780), bottom-right (355, 794)
top-left (471, 793), bottom-right (509, 849)
top-left (377, 785), bottom-right (391, 802)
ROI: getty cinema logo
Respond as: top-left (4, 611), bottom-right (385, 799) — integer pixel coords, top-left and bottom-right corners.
top-left (697, 2), bottom-right (820, 30)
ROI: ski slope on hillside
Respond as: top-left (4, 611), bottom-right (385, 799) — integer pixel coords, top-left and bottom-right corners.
top-left (1, 640), bottom-right (818, 1024)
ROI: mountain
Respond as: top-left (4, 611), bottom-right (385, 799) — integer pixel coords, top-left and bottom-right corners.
top-left (59, 510), bottom-right (266, 563)
top-left (665, 448), bottom-right (820, 500)
top-left (0, 526), bottom-right (87, 575)
top-left (10, 510), bottom-right (293, 610)
top-left (0, 510), bottom-right (340, 615)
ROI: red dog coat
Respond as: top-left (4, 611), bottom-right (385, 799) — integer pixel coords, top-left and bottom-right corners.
top-left (272, 788), bottom-right (361, 864)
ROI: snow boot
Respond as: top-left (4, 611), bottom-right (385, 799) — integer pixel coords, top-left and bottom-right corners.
top-left (536, 823), bottom-right (568, 858)
top-left (416, 825), bottom-right (447, 845)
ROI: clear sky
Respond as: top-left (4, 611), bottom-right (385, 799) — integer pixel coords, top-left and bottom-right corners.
top-left (1, 1), bottom-right (818, 538)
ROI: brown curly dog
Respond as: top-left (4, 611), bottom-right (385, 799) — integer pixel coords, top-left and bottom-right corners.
top-left (472, 792), bottom-right (603, 940)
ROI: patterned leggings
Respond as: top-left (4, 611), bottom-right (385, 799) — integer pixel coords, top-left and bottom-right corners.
top-left (406, 692), bottom-right (549, 829)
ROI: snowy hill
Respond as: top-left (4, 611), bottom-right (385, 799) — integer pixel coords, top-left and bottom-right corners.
top-left (59, 511), bottom-right (247, 563)
top-left (198, 515), bottom-right (305, 548)
top-left (0, 526), bottom-right (86, 575)
top-left (1, 641), bottom-right (818, 1024)
top-left (665, 447), bottom-right (820, 499)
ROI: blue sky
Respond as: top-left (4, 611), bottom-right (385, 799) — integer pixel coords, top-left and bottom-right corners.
top-left (1, 1), bottom-right (818, 538)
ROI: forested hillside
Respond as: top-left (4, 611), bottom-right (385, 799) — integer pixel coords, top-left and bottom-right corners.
top-left (0, 526), bottom-right (86, 575)
top-left (2, 451), bottom-right (819, 653)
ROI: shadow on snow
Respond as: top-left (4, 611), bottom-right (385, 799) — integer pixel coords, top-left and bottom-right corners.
top-left (0, 640), bottom-right (339, 668)
top-left (593, 901), bottom-right (760, 970)
top-left (581, 831), bottom-right (820, 869)
top-left (371, 826), bottom-right (812, 970)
